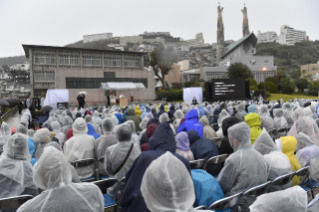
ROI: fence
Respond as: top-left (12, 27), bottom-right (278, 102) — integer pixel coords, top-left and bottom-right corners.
top-left (0, 106), bottom-right (18, 124)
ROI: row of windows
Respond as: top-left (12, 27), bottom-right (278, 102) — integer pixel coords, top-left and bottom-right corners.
top-left (34, 71), bottom-right (55, 82)
top-left (33, 50), bottom-right (141, 69)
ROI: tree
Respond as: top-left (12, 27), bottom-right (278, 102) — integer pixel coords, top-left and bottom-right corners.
top-left (247, 78), bottom-right (257, 90)
top-left (291, 69), bottom-right (301, 80)
top-left (227, 62), bottom-right (253, 79)
top-left (280, 77), bottom-right (295, 94)
top-left (150, 47), bottom-right (178, 89)
top-left (295, 78), bottom-right (309, 93)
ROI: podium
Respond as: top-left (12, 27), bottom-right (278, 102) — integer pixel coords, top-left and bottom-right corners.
top-left (120, 98), bottom-right (128, 106)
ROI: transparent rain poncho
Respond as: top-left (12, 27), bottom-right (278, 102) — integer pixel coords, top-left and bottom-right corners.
top-left (249, 186), bottom-right (307, 212)
top-left (282, 103), bottom-right (294, 126)
top-left (58, 111), bottom-right (67, 124)
top-left (92, 111), bottom-right (102, 127)
top-left (0, 122), bottom-right (11, 151)
top-left (27, 129), bottom-right (34, 138)
top-left (273, 109), bottom-right (288, 129)
top-left (20, 109), bottom-right (32, 128)
top-left (95, 118), bottom-right (118, 176)
top-left (309, 155), bottom-right (319, 211)
top-left (173, 109), bottom-right (184, 131)
top-left (64, 118), bottom-right (95, 179)
top-left (51, 121), bottom-right (66, 146)
top-left (139, 118), bottom-right (149, 131)
top-left (295, 133), bottom-right (319, 167)
top-left (205, 105), bottom-right (213, 117)
top-left (84, 114), bottom-right (92, 123)
top-left (287, 117), bottom-right (319, 147)
top-left (258, 105), bottom-right (274, 130)
top-left (291, 107), bottom-right (305, 121)
top-left (17, 146), bottom-right (104, 212)
top-left (253, 129), bottom-right (293, 192)
top-left (235, 103), bottom-right (247, 121)
top-left (141, 151), bottom-right (205, 212)
top-left (216, 109), bottom-right (230, 138)
top-left (61, 116), bottom-right (73, 135)
top-left (125, 120), bottom-right (140, 147)
top-left (218, 122), bottom-right (267, 196)
top-left (159, 113), bottom-right (170, 123)
top-left (16, 124), bottom-right (28, 134)
top-left (0, 133), bottom-right (38, 198)
top-left (33, 128), bottom-right (52, 159)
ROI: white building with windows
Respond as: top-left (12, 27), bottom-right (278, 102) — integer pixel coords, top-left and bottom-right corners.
top-left (257, 31), bottom-right (277, 43)
top-left (277, 25), bottom-right (306, 45)
top-left (9, 63), bottom-right (29, 71)
top-left (119, 36), bottom-right (143, 46)
top-left (83, 33), bottom-right (113, 43)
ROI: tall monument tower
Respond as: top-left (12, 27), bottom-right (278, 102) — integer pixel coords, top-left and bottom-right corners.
top-left (216, 3), bottom-right (224, 64)
top-left (241, 4), bottom-right (250, 37)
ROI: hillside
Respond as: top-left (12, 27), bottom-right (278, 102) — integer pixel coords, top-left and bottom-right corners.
top-left (65, 38), bottom-right (120, 50)
top-left (0, 55), bottom-right (28, 66)
top-left (255, 40), bottom-right (319, 72)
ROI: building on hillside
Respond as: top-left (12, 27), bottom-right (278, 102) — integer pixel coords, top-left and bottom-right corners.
top-left (178, 60), bottom-right (190, 71)
top-left (22, 45), bottom-right (155, 105)
top-left (300, 60), bottom-right (319, 80)
top-left (257, 31), bottom-right (277, 43)
top-left (182, 32), bottom-right (277, 83)
top-left (119, 36), bottom-right (143, 46)
top-left (83, 33), bottom-right (113, 43)
top-left (184, 33), bottom-right (208, 47)
top-left (277, 25), bottom-right (306, 45)
top-left (9, 63), bottom-right (29, 71)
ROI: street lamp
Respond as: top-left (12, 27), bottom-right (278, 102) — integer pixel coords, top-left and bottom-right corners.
top-left (262, 67), bottom-right (267, 99)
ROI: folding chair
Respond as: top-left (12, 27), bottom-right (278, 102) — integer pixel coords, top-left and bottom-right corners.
top-left (0, 195), bottom-right (33, 211)
top-left (242, 181), bottom-right (272, 197)
top-left (92, 178), bottom-right (118, 211)
top-left (195, 205), bottom-right (206, 210)
top-left (208, 192), bottom-right (243, 211)
top-left (97, 156), bottom-right (108, 180)
top-left (271, 172), bottom-right (295, 188)
top-left (116, 177), bottom-right (126, 212)
top-left (70, 158), bottom-right (98, 182)
top-left (211, 137), bottom-right (222, 148)
top-left (295, 166), bottom-right (315, 199)
top-left (204, 154), bottom-right (228, 172)
top-left (190, 159), bottom-right (206, 169)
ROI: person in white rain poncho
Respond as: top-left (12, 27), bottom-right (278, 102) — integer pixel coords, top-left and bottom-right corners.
top-left (0, 122), bottom-right (11, 152)
top-left (64, 118), bottom-right (95, 179)
top-left (27, 129), bottom-right (34, 138)
top-left (249, 186), bottom-right (307, 212)
top-left (282, 103), bottom-right (294, 126)
top-left (95, 117), bottom-right (118, 176)
top-left (61, 116), bottom-right (73, 135)
top-left (125, 120), bottom-right (140, 148)
top-left (58, 111), bottom-right (67, 124)
top-left (252, 129), bottom-right (293, 192)
top-left (258, 105), bottom-right (274, 131)
top-left (295, 132), bottom-right (319, 167)
top-left (216, 109), bottom-right (230, 138)
top-left (173, 109), bottom-right (184, 131)
top-left (235, 103), bottom-right (247, 121)
top-left (17, 146), bottom-right (104, 212)
top-left (159, 113), bottom-right (176, 135)
top-left (0, 133), bottom-right (38, 198)
top-left (33, 128), bottom-right (52, 159)
top-left (218, 122), bottom-right (267, 211)
top-left (141, 152), bottom-right (206, 212)
top-left (138, 117), bottom-right (149, 141)
top-left (273, 108), bottom-right (288, 138)
top-left (49, 111), bottom-right (58, 122)
top-left (92, 111), bottom-right (102, 127)
top-left (308, 155), bottom-right (319, 211)
top-left (104, 124), bottom-right (140, 196)
top-left (51, 121), bottom-right (66, 146)
top-left (20, 109), bottom-right (32, 128)
top-left (16, 124), bottom-right (28, 134)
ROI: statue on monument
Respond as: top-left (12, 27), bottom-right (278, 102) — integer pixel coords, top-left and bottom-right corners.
top-left (216, 4), bottom-right (224, 64)
top-left (241, 6), bottom-right (250, 37)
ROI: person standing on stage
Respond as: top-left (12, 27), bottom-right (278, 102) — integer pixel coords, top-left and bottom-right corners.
top-left (18, 97), bottom-right (23, 115)
top-left (77, 93), bottom-right (85, 110)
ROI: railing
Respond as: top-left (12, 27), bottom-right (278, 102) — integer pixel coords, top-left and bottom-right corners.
top-left (1, 106), bottom-right (18, 123)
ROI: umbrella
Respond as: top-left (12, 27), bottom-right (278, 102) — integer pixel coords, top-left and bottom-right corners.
top-left (79, 91), bottom-right (87, 95)
top-left (41, 105), bottom-right (53, 112)
top-left (0, 99), bottom-right (10, 106)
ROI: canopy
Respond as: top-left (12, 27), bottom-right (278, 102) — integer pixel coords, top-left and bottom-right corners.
top-left (43, 89), bottom-right (69, 110)
top-left (100, 82), bottom-right (139, 90)
top-left (134, 83), bottom-right (146, 89)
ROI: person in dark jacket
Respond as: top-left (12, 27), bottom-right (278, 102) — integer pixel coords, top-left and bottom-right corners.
top-left (219, 117), bottom-right (240, 166)
top-left (29, 102), bottom-right (36, 120)
top-left (121, 122), bottom-right (191, 212)
top-left (77, 94), bottom-right (85, 110)
top-left (18, 97), bottom-right (23, 114)
top-left (168, 104), bottom-right (175, 120)
top-left (177, 109), bottom-right (204, 137)
top-left (187, 130), bottom-right (221, 176)
top-left (126, 108), bottom-right (142, 132)
top-left (140, 118), bottom-right (160, 146)
top-left (212, 107), bottom-right (220, 131)
top-left (156, 105), bottom-right (166, 118)
top-left (141, 123), bottom-right (158, 152)
top-left (192, 97), bottom-right (198, 105)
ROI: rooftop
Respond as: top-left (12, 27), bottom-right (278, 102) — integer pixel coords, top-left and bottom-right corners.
top-left (221, 32), bottom-right (257, 58)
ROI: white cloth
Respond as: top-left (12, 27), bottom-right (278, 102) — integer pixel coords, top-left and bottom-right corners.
top-left (43, 89), bottom-right (69, 110)
top-left (183, 87), bottom-right (203, 104)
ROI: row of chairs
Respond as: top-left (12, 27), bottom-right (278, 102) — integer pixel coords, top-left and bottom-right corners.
top-left (190, 154), bottom-right (228, 171)
top-left (193, 166), bottom-right (316, 211)
top-left (267, 126), bottom-right (292, 138)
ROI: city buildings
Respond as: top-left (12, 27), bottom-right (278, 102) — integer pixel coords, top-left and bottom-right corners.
top-left (83, 33), bottom-right (113, 43)
top-left (277, 25), bottom-right (306, 45)
top-left (22, 44), bottom-right (155, 104)
top-left (257, 31), bottom-right (277, 43)
top-left (300, 60), bottom-right (319, 80)
top-left (184, 33), bottom-right (209, 48)
top-left (119, 36), bottom-right (143, 46)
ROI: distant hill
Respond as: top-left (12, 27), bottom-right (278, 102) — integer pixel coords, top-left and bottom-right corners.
top-left (65, 38), bottom-right (120, 50)
top-left (0, 55), bottom-right (28, 67)
top-left (255, 40), bottom-right (319, 72)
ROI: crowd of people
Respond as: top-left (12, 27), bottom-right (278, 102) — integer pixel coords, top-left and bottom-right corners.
top-left (1, 98), bottom-right (319, 211)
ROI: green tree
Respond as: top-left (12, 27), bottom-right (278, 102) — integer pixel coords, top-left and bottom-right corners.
top-left (150, 47), bottom-right (178, 89)
top-left (247, 78), bottom-right (258, 90)
top-left (265, 76), bottom-right (277, 84)
top-left (308, 81), bottom-right (319, 96)
top-left (258, 82), bottom-right (278, 93)
top-left (291, 69), bottom-right (301, 80)
top-left (227, 62), bottom-right (253, 79)
top-left (280, 77), bottom-right (295, 94)
top-left (295, 78), bottom-right (309, 93)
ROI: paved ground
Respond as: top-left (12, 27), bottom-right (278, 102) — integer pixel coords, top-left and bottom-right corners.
top-left (6, 109), bottom-right (25, 128)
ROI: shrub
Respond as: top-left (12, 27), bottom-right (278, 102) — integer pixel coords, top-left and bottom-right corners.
top-left (247, 78), bottom-right (258, 90)
top-left (258, 82), bottom-right (278, 93)
top-left (308, 81), bottom-right (319, 96)
top-left (252, 90), bottom-right (271, 98)
top-left (156, 89), bottom-right (183, 101)
top-left (184, 81), bottom-right (200, 88)
top-left (172, 83), bottom-right (183, 89)
top-left (280, 77), bottom-right (295, 94)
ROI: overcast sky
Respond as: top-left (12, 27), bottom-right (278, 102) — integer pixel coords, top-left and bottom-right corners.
top-left (0, 0), bottom-right (318, 57)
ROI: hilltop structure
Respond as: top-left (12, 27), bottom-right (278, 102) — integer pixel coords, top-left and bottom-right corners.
top-left (216, 4), bottom-right (224, 64)
top-left (242, 5), bottom-right (250, 37)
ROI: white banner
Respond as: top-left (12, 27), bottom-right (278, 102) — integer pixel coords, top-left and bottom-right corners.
top-left (43, 89), bottom-right (69, 110)
top-left (183, 87), bottom-right (203, 103)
